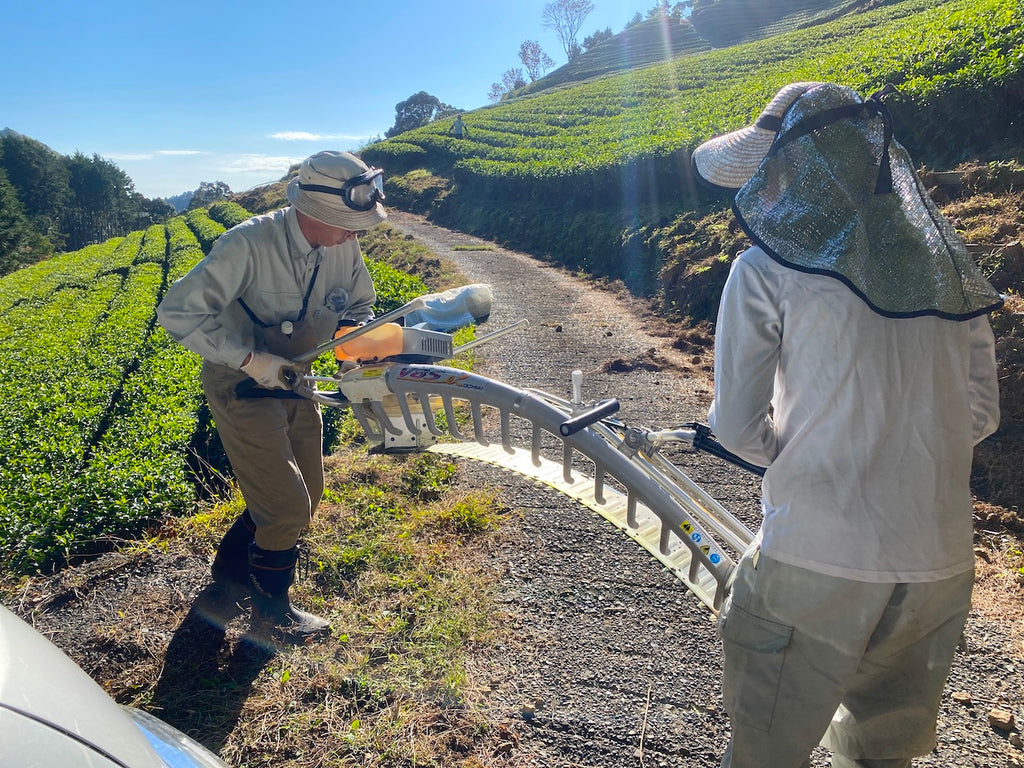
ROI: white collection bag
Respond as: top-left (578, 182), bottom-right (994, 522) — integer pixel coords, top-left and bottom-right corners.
top-left (403, 284), bottom-right (493, 331)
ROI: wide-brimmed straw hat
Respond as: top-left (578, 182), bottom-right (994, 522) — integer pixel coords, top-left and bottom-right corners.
top-left (693, 82), bottom-right (820, 189)
top-left (286, 151), bottom-right (387, 231)
top-left (694, 82), bottom-right (1001, 320)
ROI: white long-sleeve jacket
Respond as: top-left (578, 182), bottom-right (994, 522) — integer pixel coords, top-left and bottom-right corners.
top-left (709, 246), bottom-right (1000, 582)
top-left (157, 207), bottom-right (376, 368)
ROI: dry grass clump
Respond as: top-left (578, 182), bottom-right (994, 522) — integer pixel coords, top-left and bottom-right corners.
top-left (940, 164), bottom-right (1024, 513)
top-left (971, 520), bottom-right (1024, 651)
top-left (24, 448), bottom-right (518, 768)
top-left (360, 223), bottom-right (463, 291)
top-left (205, 450), bottom-right (513, 767)
top-left (974, 292), bottom-right (1024, 512)
top-left (991, 293), bottom-right (1024, 423)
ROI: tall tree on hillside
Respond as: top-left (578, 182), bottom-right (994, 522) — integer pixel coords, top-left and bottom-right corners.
top-left (518, 40), bottom-right (557, 82)
top-left (0, 167), bottom-right (53, 275)
top-left (626, 2), bottom-right (692, 27)
top-left (65, 152), bottom-right (142, 249)
top-left (0, 133), bottom-right (72, 250)
top-left (136, 194), bottom-right (175, 226)
top-left (583, 27), bottom-right (613, 51)
top-left (542, 0), bottom-right (595, 61)
top-left (488, 68), bottom-right (528, 102)
top-left (187, 180), bottom-right (232, 210)
top-left (650, 1), bottom-right (693, 19)
top-left (0, 133), bottom-right (170, 253)
top-left (386, 92), bottom-right (458, 138)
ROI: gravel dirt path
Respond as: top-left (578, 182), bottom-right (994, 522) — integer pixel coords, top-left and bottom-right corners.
top-left (386, 210), bottom-right (1024, 768)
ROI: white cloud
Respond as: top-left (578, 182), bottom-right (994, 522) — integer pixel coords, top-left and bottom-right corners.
top-left (105, 152), bottom-right (155, 161)
top-left (104, 149), bottom-right (204, 161)
top-left (270, 131), bottom-right (369, 142)
top-left (215, 154), bottom-right (305, 174)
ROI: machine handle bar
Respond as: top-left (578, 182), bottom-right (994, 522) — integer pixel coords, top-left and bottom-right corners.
top-left (648, 423), bottom-right (766, 477)
top-left (559, 399), bottom-right (620, 437)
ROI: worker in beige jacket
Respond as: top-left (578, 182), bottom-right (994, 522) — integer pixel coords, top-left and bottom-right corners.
top-left (158, 151), bottom-right (386, 641)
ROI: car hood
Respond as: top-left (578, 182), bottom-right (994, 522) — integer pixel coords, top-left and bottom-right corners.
top-left (0, 603), bottom-right (160, 766)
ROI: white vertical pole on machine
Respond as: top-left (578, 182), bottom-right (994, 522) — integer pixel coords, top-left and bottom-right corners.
top-left (571, 369), bottom-right (583, 412)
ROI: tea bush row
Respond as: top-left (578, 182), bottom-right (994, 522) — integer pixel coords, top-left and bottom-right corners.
top-left (1, 206), bottom-right (433, 574)
top-left (364, 0), bottom-right (1021, 199)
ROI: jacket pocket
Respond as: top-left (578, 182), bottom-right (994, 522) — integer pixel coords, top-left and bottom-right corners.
top-left (719, 603), bottom-right (793, 732)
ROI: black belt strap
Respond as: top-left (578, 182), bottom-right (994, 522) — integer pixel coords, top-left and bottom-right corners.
top-left (238, 259), bottom-right (322, 328)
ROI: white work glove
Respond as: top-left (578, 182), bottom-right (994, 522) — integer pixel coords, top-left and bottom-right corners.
top-left (334, 359), bottom-right (359, 378)
top-left (240, 351), bottom-right (295, 390)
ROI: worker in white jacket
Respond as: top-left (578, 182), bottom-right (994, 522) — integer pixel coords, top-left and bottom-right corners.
top-left (692, 82), bottom-right (1002, 768)
top-left (157, 151), bottom-right (385, 641)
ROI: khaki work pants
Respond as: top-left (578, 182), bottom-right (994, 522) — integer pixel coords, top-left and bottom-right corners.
top-left (202, 361), bottom-right (324, 551)
top-left (718, 546), bottom-right (973, 768)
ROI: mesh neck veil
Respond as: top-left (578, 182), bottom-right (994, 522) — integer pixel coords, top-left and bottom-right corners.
top-left (733, 84), bottom-right (1002, 320)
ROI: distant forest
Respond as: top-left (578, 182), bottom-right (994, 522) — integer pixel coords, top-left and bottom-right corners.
top-left (0, 131), bottom-right (176, 275)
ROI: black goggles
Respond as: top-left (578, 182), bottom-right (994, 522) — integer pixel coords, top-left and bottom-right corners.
top-left (298, 167), bottom-right (385, 212)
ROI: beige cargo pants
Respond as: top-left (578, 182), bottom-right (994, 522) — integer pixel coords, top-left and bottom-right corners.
top-left (201, 361), bottom-right (324, 551)
top-left (718, 545), bottom-right (973, 768)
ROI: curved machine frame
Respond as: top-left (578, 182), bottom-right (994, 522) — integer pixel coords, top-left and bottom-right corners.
top-left (278, 303), bottom-right (759, 612)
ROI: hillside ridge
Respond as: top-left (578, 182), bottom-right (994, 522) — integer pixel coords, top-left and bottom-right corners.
top-left (521, 0), bottom-right (878, 96)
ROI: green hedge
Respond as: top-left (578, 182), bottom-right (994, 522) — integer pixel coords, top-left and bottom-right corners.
top-left (0, 206), bottom-right (436, 574)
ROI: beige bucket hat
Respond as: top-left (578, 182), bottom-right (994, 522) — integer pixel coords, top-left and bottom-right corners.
top-left (286, 150), bottom-right (387, 230)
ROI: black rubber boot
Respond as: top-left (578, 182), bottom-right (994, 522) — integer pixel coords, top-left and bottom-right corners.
top-left (211, 509), bottom-right (256, 589)
top-left (248, 543), bottom-right (331, 642)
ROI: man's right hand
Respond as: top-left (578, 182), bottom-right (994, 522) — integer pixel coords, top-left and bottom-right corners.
top-left (334, 359), bottom-right (359, 378)
top-left (240, 351), bottom-right (295, 389)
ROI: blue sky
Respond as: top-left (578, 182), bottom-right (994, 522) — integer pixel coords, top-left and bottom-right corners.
top-left (2, 0), bottom-right (658, 199)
